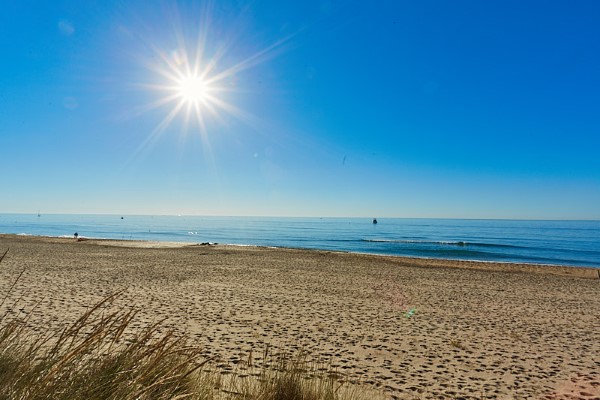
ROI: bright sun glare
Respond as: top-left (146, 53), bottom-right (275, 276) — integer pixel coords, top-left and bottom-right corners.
top-left (140, 51), bottom-right (227, 141)
top-left (177, 75), bottom-right (209, 104)
top-left (134, 7), bottom-right (293, 156)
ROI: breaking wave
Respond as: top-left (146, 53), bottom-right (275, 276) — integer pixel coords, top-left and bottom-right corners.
top-left (361, 239), bottom-right (526, 249)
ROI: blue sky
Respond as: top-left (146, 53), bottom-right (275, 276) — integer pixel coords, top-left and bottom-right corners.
top-left (1, 0), bottom-right (599, 219)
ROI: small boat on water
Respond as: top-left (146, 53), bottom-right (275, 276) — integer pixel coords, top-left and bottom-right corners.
top-left (373, 218), bottom-right (378, 224)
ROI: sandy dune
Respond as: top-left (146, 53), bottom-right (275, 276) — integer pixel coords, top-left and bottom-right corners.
top-left (1, 234), bottom-right (599, 399)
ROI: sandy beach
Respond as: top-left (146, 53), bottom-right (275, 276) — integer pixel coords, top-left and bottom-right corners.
top-left (0, 234), bottom-right (598, 399)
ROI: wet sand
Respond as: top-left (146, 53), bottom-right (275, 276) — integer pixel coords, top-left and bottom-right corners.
top-left (1, 234), bottom-right (599, 399)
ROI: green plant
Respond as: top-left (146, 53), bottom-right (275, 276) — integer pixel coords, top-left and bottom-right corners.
top-left (0, 293), bottom-right (211, 400)
top-left (0, 250), bottom-right (375, 400)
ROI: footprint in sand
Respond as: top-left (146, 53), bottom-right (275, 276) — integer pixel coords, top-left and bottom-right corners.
top-left (544, 373), bottom-right (600, 399)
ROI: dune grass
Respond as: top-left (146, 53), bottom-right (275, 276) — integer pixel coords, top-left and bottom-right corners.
top-left (0, 249), bottom-right (376, 400)
top-left (220, 351), bottom-right (370, 400)
top-left (0, 292), bottom-right (212, 400)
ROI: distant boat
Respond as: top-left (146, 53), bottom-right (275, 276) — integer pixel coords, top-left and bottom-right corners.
top-left (372, 218), bottom-right (378, 224)
top-left (37, 211), bottom-right (41, 217)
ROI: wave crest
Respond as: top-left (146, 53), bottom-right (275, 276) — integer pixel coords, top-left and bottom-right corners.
top-left (361, 239), bottom-right (522, 249)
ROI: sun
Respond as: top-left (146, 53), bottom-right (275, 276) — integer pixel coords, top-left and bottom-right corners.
top-left (133, 9), bottom-right (295, 155)
top-left (177, 74), bottom-right (210, 104)
top-left (141, 56), bottom-right (225, 138)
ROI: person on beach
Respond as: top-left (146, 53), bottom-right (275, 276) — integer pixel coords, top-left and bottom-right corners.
top-left (74, 232), bottom-right (78, 239)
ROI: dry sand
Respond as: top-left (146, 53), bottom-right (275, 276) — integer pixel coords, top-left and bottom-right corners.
top-left (1, 234), bottom-right (599, 399)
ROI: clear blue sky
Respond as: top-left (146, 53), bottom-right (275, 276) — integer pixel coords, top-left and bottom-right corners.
top-left (1, 0), bottom-right (599, 219)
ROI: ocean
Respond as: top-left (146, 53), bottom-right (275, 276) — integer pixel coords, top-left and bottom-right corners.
top-left (1, 214), bottom-right (599, 268)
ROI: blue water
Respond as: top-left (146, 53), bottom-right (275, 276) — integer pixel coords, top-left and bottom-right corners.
top-left (1, 214), bottom-right (599, 268)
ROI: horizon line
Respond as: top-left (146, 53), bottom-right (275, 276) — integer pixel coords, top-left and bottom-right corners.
top-left (1, 212), bottom-right (599, 222)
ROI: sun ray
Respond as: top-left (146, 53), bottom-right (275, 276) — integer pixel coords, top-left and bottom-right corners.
top-left (129, 99), bottom-right (186, 163)
top-left (129, 4), bottom-right (297, 161)
top-left (203, 94), bottom-right (262, 128)
top-left (131, 92), bottom-right (181, 117)
top-left (204, 34), bottom-right (295, 86)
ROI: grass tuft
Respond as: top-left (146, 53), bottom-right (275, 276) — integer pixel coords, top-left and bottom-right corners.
top-left (225, 353), bottom-right (358, 400)
top-left (0, 251), bottom-right (376, 400)
top-left (0, 294), bottom-right (210, 400)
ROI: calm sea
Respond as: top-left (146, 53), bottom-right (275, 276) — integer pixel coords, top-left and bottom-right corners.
top-left (1, 214), bottom-right (599, 268)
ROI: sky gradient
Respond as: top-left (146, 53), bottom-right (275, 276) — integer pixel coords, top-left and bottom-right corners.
top-left (1, 0), bottom-right (599, 219)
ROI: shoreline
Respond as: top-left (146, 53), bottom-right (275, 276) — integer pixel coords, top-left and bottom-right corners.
top-left (3, 216), bottom-right (599, 269)
top-left (1, 234), bottom-right (599, 398)
top-left (2, 233), bottom-right (598, 279)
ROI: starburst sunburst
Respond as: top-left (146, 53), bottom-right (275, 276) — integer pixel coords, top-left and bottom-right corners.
top-left (144, 48), bottom-right (225, 138)
top-left (130, 8), bottom-right (295, 160)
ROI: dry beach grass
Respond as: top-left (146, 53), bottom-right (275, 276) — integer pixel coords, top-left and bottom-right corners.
top-left (0, 234), bottom-right (599, 399)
